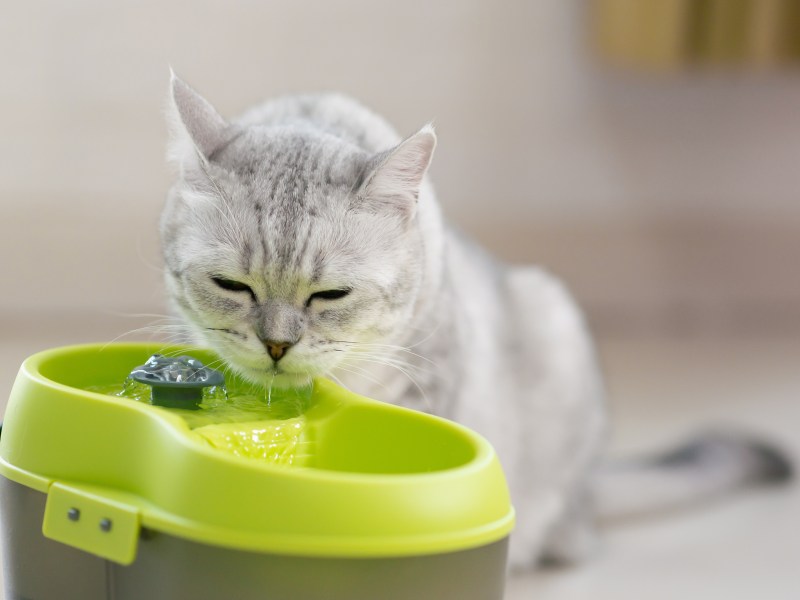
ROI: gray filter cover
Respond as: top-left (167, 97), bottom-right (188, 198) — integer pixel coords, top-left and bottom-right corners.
top-left (129, 354), bottom-right (225, 409)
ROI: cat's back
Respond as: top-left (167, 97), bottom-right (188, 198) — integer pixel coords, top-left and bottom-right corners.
top-left (235, 93), bottom-right (401, 153)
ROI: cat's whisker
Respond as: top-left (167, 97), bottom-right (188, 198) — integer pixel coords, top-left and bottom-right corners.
top-left (339, 357), bottom-right (421, 393)
top-left (327, 372), bottom-right (350, 391)
top-left (100, 323), bottom-right (195, 350)
top-left (345, 353), bottom-right (422, 377)
top-left (155, 344), bottom-right (201, 358)
top-left (129, 323), bottom-right (194, 333)
top-left (202, 358), bottom-right (229, 373)
top-left (333, 362), bottom-right (390, 393)
top-left (329, 340), bottom-right (438, 368)
top-left (134, 237), bottom-right (165, 275)
top-left (319, 344), bottom-right (438, 395)
top-left (218, 363), bottom-right (237, 392)
top-left (143, 328), bottom-right (196, 342)
top-left (343, 355), bottom-right (432, 412)
top-left (347, 349), bottom-right (437, 378)
top-left (102, 311), bottom-right (185, 322)
top-left (402, 323), bottom-right (443, 350)
top-left (353, 359), bottom-right (433, 382)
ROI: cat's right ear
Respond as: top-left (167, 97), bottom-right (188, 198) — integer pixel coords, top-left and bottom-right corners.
top-left (166, 70), bottom-right (233, 168)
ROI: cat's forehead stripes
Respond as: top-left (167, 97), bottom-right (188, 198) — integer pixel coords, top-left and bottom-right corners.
top-left (310, 249), bottom-right (326, 285)
top-left (215, 128), bottom-right (364, 193)
top-left (264, 141), bottom-right (310, 209)
top-left (240, 239), bottom-right (254, 274)
top-left (252, 202), bottom-right (269, 271)
top-left (211, 140), bottom-right (366, 286)
top-left (291, 219), bottom-right (315, 274)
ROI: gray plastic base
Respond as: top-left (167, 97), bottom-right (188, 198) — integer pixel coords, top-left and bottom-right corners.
top-left (0, 477), bottom-right (508, 600)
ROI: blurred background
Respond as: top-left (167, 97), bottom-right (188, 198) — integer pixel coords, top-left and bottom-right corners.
top-left (1, 1), bottom-right (798, 598)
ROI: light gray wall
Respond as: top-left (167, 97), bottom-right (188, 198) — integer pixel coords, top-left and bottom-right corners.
top-left (3, 0), bottom-right (799, 334)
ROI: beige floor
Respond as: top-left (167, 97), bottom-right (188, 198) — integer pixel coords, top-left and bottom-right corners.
top-left (0, 317), bottom-right (797, 599)
top-left (508, 336), bottom-right (800, 600)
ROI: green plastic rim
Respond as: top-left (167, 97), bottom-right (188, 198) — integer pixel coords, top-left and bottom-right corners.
top-left (0, 343), bottom-right (514, 558)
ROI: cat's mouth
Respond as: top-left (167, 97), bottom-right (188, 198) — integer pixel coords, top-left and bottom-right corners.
top-left (206, 338), bottom-right (326, 388)
top-left (230, 360), bottom-right (315, 388)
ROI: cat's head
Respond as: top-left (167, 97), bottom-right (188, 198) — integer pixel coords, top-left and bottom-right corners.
top-left (161, 74), bottom-right (438, 387)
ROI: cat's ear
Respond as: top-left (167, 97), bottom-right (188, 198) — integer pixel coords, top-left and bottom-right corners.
top-left (167, 70), bottom-right (233, 166)
top-left (360, 124), bottom-right (436, 220)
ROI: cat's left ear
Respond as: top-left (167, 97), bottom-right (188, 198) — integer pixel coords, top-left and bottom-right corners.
top-left (166, 70), bottom-right (234, 167)
top-left (360, 125), bottom-right (436, 221)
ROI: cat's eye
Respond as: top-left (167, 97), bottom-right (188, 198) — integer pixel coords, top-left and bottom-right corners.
top-left (306, 288), bottom-right (352, 306)
top-left (212, 277), bottom-right (253, 295)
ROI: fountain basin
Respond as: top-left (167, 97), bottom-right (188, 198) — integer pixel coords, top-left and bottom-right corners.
top-left (0, 343), bottom-right (513, 600)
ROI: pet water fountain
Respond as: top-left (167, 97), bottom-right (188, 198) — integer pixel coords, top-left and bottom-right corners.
top-left (0, 343), bottom-right (514, 600)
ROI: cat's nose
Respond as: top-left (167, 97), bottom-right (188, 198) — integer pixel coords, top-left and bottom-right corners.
top-left (261, 339), bottom-right (294, 362)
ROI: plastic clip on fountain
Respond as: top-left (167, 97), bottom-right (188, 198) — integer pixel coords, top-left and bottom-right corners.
top-left (0, 344), bottom-right (514, 600)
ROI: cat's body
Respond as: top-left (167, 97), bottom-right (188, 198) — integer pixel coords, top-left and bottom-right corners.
top-left (161, 75), bottom-right (790, 572)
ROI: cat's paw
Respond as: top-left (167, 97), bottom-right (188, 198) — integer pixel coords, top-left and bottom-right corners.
top-left (539, 520), bottom-right (599, 567)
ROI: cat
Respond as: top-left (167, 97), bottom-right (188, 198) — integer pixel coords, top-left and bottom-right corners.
top-left (160, 72), bottom-right (792, 571)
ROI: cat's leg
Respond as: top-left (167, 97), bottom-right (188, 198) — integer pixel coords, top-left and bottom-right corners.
top-left (506, 488), bottom-right (564, 572)
top-left (539, 489), bottom-right (599, 566)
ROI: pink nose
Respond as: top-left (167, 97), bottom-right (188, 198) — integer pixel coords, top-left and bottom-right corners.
top-left (263, 340), bottom-right (292, 362)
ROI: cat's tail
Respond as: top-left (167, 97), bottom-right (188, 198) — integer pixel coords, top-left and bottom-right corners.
top-left (592, 431), bottom-right (793, 522)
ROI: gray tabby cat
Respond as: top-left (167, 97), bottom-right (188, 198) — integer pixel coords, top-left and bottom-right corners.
top-left (161, 73), bottom-right (791, 571)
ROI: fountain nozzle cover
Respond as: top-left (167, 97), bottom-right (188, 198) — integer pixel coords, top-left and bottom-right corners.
top-left (129, 354), bottom-right (225, 409)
